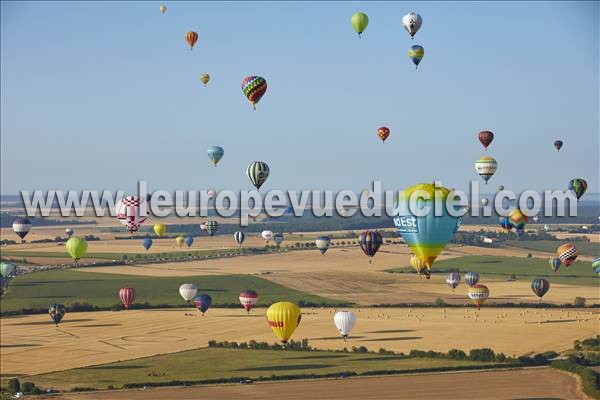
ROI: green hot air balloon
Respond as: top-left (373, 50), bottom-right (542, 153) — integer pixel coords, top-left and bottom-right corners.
top-left (66, 237), bottom-right (88, 264)
top-left (0, 262), bottom-right (16, 278)
top-left (351, 12), bottom-right (369, 37)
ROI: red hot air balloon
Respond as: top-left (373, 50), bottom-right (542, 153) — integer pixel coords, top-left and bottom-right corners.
top-left (478, 131), bottom-right (494, 150)
top-left (119, 287), bottom-right (136, 309)
top-left (377, 127), bottom-right (390, 143)
top-left (239, 290), bottom-right (258, 313)
top-left (185, 31), bottom-right (198, 50)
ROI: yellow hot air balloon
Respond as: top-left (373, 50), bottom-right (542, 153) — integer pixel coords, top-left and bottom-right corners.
top-left (200, 73), bottom-right (210, 86)
top-left (410, 254), bottom-right (430, 278)
top-left (175, 235), bottom-right (185, 248)
top-left (266, 302), bottom-right (301, 344)
top-left (159, 5), bottom-right (166, 14)
top-left (154, 224), bottom-right (166, 237)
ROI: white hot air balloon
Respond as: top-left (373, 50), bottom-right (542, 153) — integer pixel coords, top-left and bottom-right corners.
top-left (261, 230), bottom-right (273, 242)
top-left (65, 227), bottom-right (74, 238)
top-left (179, 283), bottom-right (198, 303)
top-left (334, 311), bottom-right (356, 340)
top-left (402, 12), bottom-right (422, 39)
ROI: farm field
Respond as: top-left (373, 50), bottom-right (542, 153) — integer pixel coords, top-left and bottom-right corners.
top-left (2, 307), bottom-right (597, 377)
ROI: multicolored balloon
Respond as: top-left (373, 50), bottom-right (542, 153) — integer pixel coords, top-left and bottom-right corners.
top-left (116, 195), bottom-right (148, 234)
top-left (475, 156), bottom-right (497, 184)
top-left (266, 302), bottom-right (301, 344)
top-left (377, 127), bottom-right (390, 143)
top-left (12, 218), bottom-right (31, 240)
top-left (568, 179), bottom-right (587, 200)
top-left (246, 161), bottom-right (270, 189)
top-left (49, 304), bottom-right (66, 326)
top-left (241, 76), bottom-right (267, 110)
top-left (205, 220), bottom-right (218, 237)
top-left (315, 236), bottom-right (331, 255)
top-left (185, 31), bottom-right (198, 50)
top-left (234, 231), bottom-right (246, 246)
top-left (351, 12), bottom-right (369, 37)
top-left (179, 283), bottom-right (198, 303)
top-left (531, 278), bottom-right (550, 300)
top-left (194, 294), bottom-right (212, 315)
top-left (334, 311), bottom-right (356, 340)
top-left (499, 216), bottom-right (513, 232)
top-left (154, 224), bottom-right (166, 237)
top-left (239, 290), bottom-right (258, 313)
top-left (408, 45), bottom-right (424, 68)
top-left (593, 257), bottom-right (600, 276)
top-left (557, 243), bottom-right (578, 267)
top-left (509, 209), bottom-right (528, 231)
top-left (554, 140), bottom-right (563, 151)
top-left (464, 271), bottom-right (480, 287)
top-left (446, 272), bottom-right (461, 290)
top-left (393, 184), bottom-right (460, 271)
top-left (207, 146), bottom-right (224, 166)
top-left (66, 237), bottom-right (87, 264)
top-left (119, 287), bottom-right (136, 309)
top-left (200, 73), bottom-right (210, 86)
top-left (478, 131), bottom-right (494, 150)
top-left (468, 284), bottom-right (489, 309)
top-left (548, 257), bottom-right (561, 272)
top-left (143, 237), bottom-right (153, 251)
top-left (359, 230), bottom-right (383, 263)
top-left (402, 12), bottom-right (422, 39)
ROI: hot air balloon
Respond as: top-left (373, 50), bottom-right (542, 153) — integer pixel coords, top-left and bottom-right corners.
top-left (119, 287), bottom-right (136, 309)
top-left (531, 278), bottom-right (550, 301)
top-left (446, 272), bottom-right (461, 291)
top-left (334, 311), bottom-right (356, 340)
top-left (194, 294), bottom-right (212, 315)
top-left (241, 76), bottom-right (267, 110)
top-left (200, 223), bottom-right (207, 232)
top-left (66, 237), bottom-right (87, 264)
top-left (481, 198), bottom-right (489, 207)
top-left (266, 302), bottom-right (301, 344)
top-left (185, 31), bottom-right (198, 50)
top-left (234, 231), bottom-right (246, 246)
top-left (402, 12), bottom-right (422, 39)
top-left (548, 257), bottom-right (561, 272)
top-left (239, 290), bottom-right (258, 313)
top-left (273, 233), bottom-right (284, 247)
top-left (557, 243), bottom-right (578, 267)
top-left (593, 257), bottom-right (600, 276)
top-left (377, 127), bottom-right (390, 143)
top-left (316, 236), bottom-right (331, 255)
top-left (246, 161), bottom-right (270, 189)
top-left (12, 218), bottom-right (31, 240)
top-left (49, 304), bottom-right (66, 326)
top-left (262, 230), bottom-right (274, 242)
top-left (464, 271), bottom-right (480, 287)
top-left (509, 209), bottom-right (528, 231)
top-left (205, 220), bottom-right (218, 237)
top-left (497, 185), bottom-right (505, 191)
top-left (468, 284), bottom-right (489, 309)
top-left (359, 230), bottom-right (383, 263)
top-left (159, 5), bottom-right (166, 14)
top-left (143, 237), bottom-right (153, 251)
top-left (408, 45), bottom-right (424, 68)
top-left (207, 189), bottom-right (217, 198)
top-left (175, 235), bottom-right (185, 248)
top-left (393, 183), bottom-right (460, 272)
top-left (478, 131), bottom-right (494, 150)
top-left (553, 140), bottom-right (563, 151)
top-left (184, 236), bottom-right (194, 248)
top-left (65, 227), bottom-right (74, 238)
top-left (0, 262), bottom-right (16, 278)
top-left (116, 195), bottom-right (148, 235)
top-left (200, 73), bottom-right (210, 86)
top-left (351, 12), bottom-right (369, 37)
top-left (499, 216), bottom-right (513, 232)
top-left (179, 283), bottom-right (198, 303)
top-left (568, 179), bottom-right (587, 200)
top-left (475, 156), bottom-right (497, 184)
top-left (154, 224), bottom-right (166, 237)
top-left (207, 146), bottom-right (224, 166)
top-left (410, 254), bottom-right (429, 278)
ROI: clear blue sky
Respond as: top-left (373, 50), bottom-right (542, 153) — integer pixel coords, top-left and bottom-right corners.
top-left (1, 1), bottom-right (598, 195)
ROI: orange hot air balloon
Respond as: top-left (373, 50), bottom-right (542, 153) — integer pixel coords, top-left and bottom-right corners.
top-left (185, 31), bottom-right (198, 50)
top-left (556, 243), bottom-right (578, 267)
top-left (377, 127), bottom-right (390, 143)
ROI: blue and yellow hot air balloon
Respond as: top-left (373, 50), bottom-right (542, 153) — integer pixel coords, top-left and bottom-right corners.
top-left (592, 257), bottom-right (600, 276)
top-left (207, 146), bottom-right (224, 166)
top-left (408, 45), bottom-right (424, 69)
top-left (548, 257), bottom-right (561, 272)
top-left (392, 183), bottom-right (460, 272)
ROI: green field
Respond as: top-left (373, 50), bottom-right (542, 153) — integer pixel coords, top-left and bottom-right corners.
top-left (0, 270), bottom-right (346, 313)
top-left (504, 240), bottom-right (599, 257)
top-left (25, 348), bottom-right (493, 390)
top-left (385, 255), bottom-right (598, 286)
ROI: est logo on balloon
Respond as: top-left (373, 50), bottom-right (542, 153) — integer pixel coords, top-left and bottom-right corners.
top-left (393, 216), bottom-right (418, 233)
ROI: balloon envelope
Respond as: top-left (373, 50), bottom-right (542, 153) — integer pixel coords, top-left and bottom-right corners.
top-left (179, 284), bottom-right (198, 302)
top-left (119, 288), bottom-right (136, 309)
top-left (359, 231), bottom-right (383, 261)
top-left (478, 131), bottom-right (494, 149)
top-left (184, 236), bottom-right (194, 247)
top-left (116, 196), bottom-right (147, 234)
top-left (531, 278), bottom-right (550, 299)
top-left (446, 272), bottom-right (461, 289)
top-left (266, 302), bottom-right (301, 343)
top-left (548, 257), bottom-right (561, 272)
top-left (49, 304), bottom-right (66, 326)
top-left (12, 218), bottom-right (32, 239)
top-left (468, 284), bottom-right (489, 309)
top-left (408, 45), bottom-right (424, 67)
top-left (402, 12), bottom-right (422, 38)
top-left (273, 233), bottom-right (284, 247)
top-left (334, 311), bottom-right (356, 338)
top-left (464, 271), bottom-right (480, 287)
top-left (0, 262), bottom-right (16, 278)
top-left (557, 243), bottom-right (578, 267)
top-left (553, 140), bottom-right (563, 151)
top-left (241, 76), bottom-right (267, 109)
top-left (65, 228), bottom-right (74, 237)
top-left (315, 236), bottom-right (331, 255)
top-left (207, 146), bottom-right (224, 166)
top-left (185, 31), bottom-right (198, 49)
top-left (351, 12), bottom-right (369, 36)
top-left (239, 289), bottom-right (258, 312)
top-left (194, 294), bottom-right (212, 314)
top-left (154, 224), bottom-right (166, 237)
top-left (175, 236), bottom-right (185, 247)
top-left (234, 231), bottom-right (246, 246)
top-left (262, 230), bottom-right (274, 241)
top-left (377, 127), bottom-right (390, 142)
top-left (205, 220), bottom-right (218, 236)
top-left (568, 179), bottom-right (587, 200)
top-left (246, 161), bottom-right (270, 189)
top-left (475, 156), bottom-right (497, 183)
top-left (200, 73), bottom-right (210, 86)
top-left (66, 237), bottom-right (88, 262)
top-left (143, 237), bottom-right (153, 251)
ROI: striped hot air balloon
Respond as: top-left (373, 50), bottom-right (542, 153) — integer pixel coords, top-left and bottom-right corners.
top-left (205, 220), bottom-right (218, 237)
top-left (239, 290), bottom-right (258, 313)
top-left (185, 31), bottom-right (198, 50)
top-left (49, 304), bottom-right (66, 326)
top-left (241, 76), bottom-right (267, 110)
top-left (475, 156), bottom-right (497, 184)
top-left (467, 284), bottom-right (489, 309)
top-left (531, 278), bottom-right (550, 301)
top-left (116, 195), bottom-right (147, 235)
top-left (568, 179), bottom-right (587, 200)
top-left (499, 216), bottom-right (513, 232)
top-left (557, 243), bottom-right (578, 267)
top-left (194, 294), bottom-right (212, 315)
top-left (359, 230), bottom-right (383, 263)
top-left (464, 271), bottom-right (480, 287)
top-left (119, 288), bottom-right (136, 309)
top-left (234, 231), bottom-right (246, 246)
top-left (548, 257), bottom-right (561, 272)
top-left (446, 272), bottom-right (461, 290)
top-left (246, 161), bottom-right (270, 190)
top-left (12, 218), bottom-right (32, 240)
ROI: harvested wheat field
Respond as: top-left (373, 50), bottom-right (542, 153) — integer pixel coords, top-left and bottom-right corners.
top-left (33, 368), bottom-right (589, 400)
top-left (2, 307), bottom-right (597, 376)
